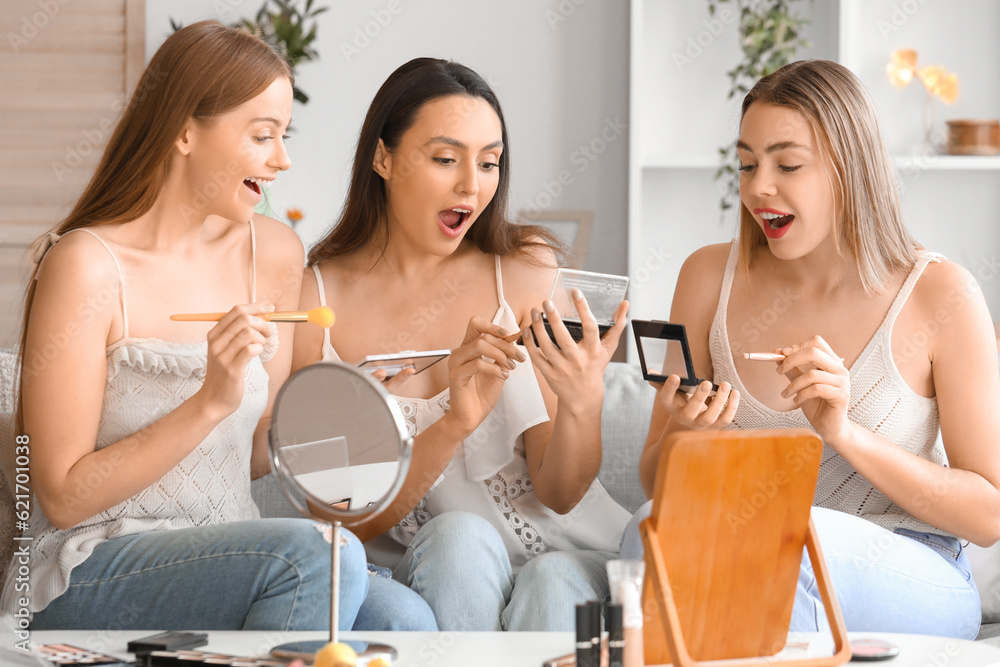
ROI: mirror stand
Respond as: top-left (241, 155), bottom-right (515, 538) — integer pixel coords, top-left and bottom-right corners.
top-left (266, 362), bottom-right (414, 664)
top-left (270, 521), bottom-right (397, 662)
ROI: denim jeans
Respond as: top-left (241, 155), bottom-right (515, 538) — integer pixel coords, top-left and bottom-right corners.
top-left (353, 570), bottom-right (438, 631)
top-left (30, 519), bottom-right (368, 631)
top-left (620, 501), bottom-right (981, 639)
top-left (393, 511), bottom-right (616, 631)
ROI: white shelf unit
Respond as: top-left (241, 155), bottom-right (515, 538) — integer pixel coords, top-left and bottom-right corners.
top-left (628, 0), bottom-right (1000, 346)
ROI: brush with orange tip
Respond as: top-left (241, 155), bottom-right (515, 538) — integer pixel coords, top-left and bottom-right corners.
top-left (170, 306), bottom-right (335, 328)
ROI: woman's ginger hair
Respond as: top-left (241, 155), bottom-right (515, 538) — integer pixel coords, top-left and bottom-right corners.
top-left (738, 59), bottom-right (918, 294)
top-left (16, 20), bottom-right (292, 428)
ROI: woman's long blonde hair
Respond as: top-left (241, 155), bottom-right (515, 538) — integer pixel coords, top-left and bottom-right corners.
top-left (738, 59), bottom-right (918, 293)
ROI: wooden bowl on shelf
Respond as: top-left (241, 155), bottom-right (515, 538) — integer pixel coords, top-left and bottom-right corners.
top-left (946, 120), bottom-right (1000, 156)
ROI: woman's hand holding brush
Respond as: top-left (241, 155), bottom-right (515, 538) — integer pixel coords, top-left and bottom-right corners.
top-left (194, 303), bottom-right (275, 421)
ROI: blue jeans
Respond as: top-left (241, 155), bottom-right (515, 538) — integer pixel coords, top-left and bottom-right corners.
top-left (393, 511), bottom-right (616, 631)
top-left (620, 501), bottom-right (981, 639)
top-left (30, 519), bottom-right (369, 631)
top-left (353, 569), bottom-right (438, 631)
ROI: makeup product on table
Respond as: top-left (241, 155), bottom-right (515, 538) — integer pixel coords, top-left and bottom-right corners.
top-left (606, 604), bottom-right (624, 667)
top-left (575, 604), bottom-right (593, 667)
top-left (127, 632), bottom-right (208, 656)
top-left (170, 306), bottom-right (335, 328)
top-left (607, 559), bottom-right (644, 667)
top-left (587, 600), bottom-right (601, 663)
top-left (540, 651), bottom-right (576, 667)
top-left (31, 644), bottom-right (130, 667)
top-left (144, 649), bottom-right (286, 667)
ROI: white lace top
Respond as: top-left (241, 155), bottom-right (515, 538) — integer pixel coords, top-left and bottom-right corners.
top-left (2, 224), bottom-right (274, 614)
top-left (710, 243), bottom-right (949, 537)
top-left (312, 257), bottom-right (630, 571)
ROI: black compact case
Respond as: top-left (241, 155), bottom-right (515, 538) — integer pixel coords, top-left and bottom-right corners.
top-left (631, 319), bottom-right (719, 391)
top-left (144, 650), bottom-right (285, 667)
top-left (538, 315), bottom-right (612, 347)
top-left (127, 632), bottom-right (208, 656)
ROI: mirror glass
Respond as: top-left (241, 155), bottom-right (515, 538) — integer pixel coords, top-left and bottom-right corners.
top-left (269, 362), bottom-right (413, 524)
top-left (638, 336), bottom-right (689, 380)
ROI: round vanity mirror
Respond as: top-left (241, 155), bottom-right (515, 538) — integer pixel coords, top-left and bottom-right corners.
top-left (267, 362), bottom-right (413, 662)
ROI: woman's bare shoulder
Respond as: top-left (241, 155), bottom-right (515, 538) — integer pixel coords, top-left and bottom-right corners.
top-left (501, 241), bottom-right (562, 316)
top-left (252, 214), bottom-right (304, 266)
top-left (35, 229), bottom-right (120, 290)
top-left (673, 242), bottom-right (732, 310)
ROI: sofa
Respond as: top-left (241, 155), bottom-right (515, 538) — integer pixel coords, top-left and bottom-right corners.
top-left (251, 360), bottom-right (1000, 640)
top-left (2, 351), bottom-right (998, 638)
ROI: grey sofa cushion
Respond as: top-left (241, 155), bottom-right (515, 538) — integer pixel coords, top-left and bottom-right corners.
top-left (597, 362), bottom-right (655, 514)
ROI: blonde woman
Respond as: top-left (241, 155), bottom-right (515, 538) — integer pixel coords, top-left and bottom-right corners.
top-left (623, 59), bottom-right (997, 638)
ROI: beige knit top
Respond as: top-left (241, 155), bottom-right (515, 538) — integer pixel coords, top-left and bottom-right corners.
top-left (1, 223), bottom-right (274, 615)
top-left (709, 243), bottom-right (950, 538)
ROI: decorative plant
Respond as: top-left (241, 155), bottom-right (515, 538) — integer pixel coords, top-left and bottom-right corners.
top-left (708, 0), bottom-right (812, 213)
top-left (886, 48), bottom-right (958, 147)
top-left (172, 0), bottom-right (327, 104)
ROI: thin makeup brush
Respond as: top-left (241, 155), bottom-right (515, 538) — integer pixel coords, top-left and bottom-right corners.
top-left (170, 306), bottom-right (335, 328)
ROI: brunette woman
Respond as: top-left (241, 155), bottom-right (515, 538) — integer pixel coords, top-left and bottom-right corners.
top-left (294, 58), bottom-right (631, 631)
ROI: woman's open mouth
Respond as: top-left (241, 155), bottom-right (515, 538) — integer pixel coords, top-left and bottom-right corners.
top-left (243, 177), bottom-right (271, 202)
top-left (438, 207), bottom-right (471, 238)
top-left (759, 210), bottom-right (794, 239)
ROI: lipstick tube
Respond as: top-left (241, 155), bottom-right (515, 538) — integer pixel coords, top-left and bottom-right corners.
top-left (576, 604), bottom-right (593, 667)
top-left (607, 604), bottom-right (624, 667)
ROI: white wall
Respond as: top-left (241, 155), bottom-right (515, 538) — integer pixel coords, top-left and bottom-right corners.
top-left (145, 0), bottom-right (630, 275)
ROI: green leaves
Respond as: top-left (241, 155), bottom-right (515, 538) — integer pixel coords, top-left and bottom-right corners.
top-left (172, 0), bottom-right (327, 106)
top-left (707, 0), bottom-right (811, 215)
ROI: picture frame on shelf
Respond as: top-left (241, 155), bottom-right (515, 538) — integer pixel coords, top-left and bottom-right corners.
top-left (517, 209), bottom-right (593, 269)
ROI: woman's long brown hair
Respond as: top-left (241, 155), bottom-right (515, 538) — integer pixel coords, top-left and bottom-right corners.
top-left (16, 20), bottom-right (292, 429)
top-left (308, 57), bottom-right (559, 267)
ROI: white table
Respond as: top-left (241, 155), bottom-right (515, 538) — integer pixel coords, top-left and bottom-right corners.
top-left (17, 629), bottom-right (1000, 667)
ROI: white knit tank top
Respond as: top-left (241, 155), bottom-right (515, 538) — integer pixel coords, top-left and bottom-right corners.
top-left (1, 222), bottom-right (276, 615)
top-left (709, 243), bottom-right (950, 538)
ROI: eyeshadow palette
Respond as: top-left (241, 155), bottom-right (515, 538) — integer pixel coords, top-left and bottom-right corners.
top-left (33, 644), bottom-right (131, 666)
top-left (146, 650), bottom-right (286, 667)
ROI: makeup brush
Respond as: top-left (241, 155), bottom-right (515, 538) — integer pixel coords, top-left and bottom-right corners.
top-left (170, 306), bottom-right (335, 328)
